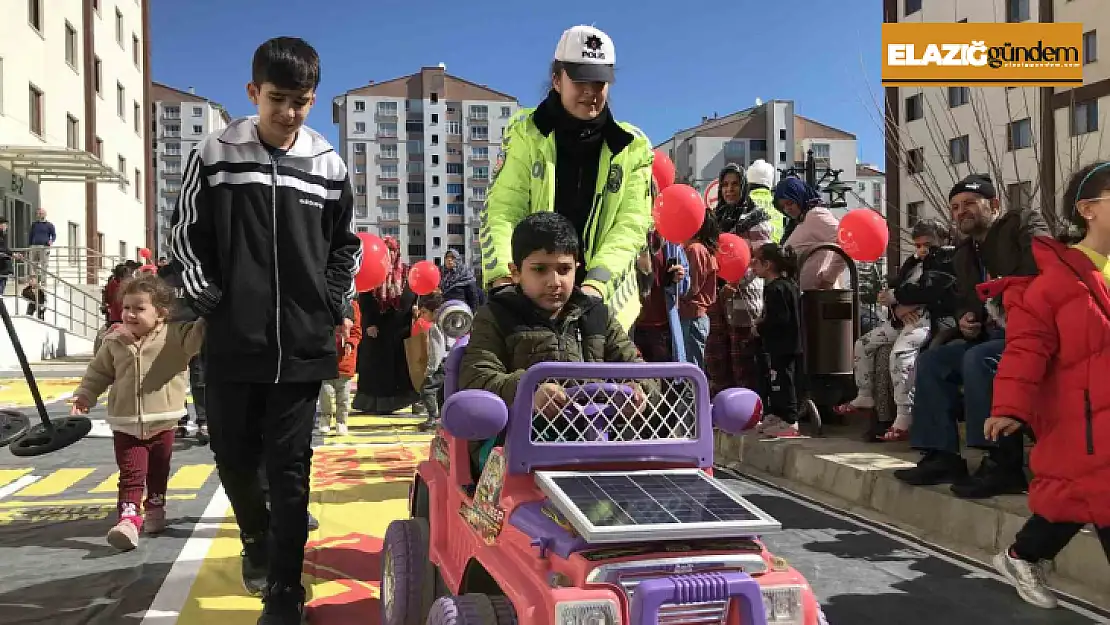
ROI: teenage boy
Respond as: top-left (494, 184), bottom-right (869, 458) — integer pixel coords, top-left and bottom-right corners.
top-left (169, 37), bottom-right (361, 624)
top-left (459, 213), bottom-right (647, 474)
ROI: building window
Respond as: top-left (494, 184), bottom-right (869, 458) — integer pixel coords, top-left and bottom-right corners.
top-left (1007, 181), bottom-right (1032, 211)
top-left (28, 0), bottom-right (43, 32)
top-left (381, 165), bottom-right (398, 179)
top-left (354, 142), bottom-right (366, 154)
top-left (430, 113), bottom-right (439, 125)
top-left (949, 135), bottom-right (970, 164)
top-left (447, 183), bottom-right (464, 195)
top-left (446, 203), bottom-right (464, 215)
top-left (192, 125), bottom-right (202, 134)
top-left (431, 175), bottom-right (440, 186)
top-left (905, 94), bottom-right (923, 122)
top-left (430, 92), bottom-right (439, 104)
top-left (432, 196), bottom-right (441, 206)
top-left (1072, 99), bottom-right (1099, 135)
top-left (470, 126), bottom-right (489, 141)
top-left (446, 121), bottom-right (461, 135)
top-left (192, 106), bottom-right (202, 117)
top-left (948, 86), bottom-right (970, 108)
top-left (117, 156), bottom-right (127, 190)
top-left (906, 201), bottom-right (922, 227)
top-left (355, 121), bottom-right (366, 133)
top-left (133, 34), bottom-right (140, 67)
top-left (165, 124), bottom-right (182, 138)
top-left (904, 0), bottom-right (921, 16)
top-left (907, 148), bottom-right (924, 174)
top-left (134, 168), bottom-right (141, 199)
top-left (94, 57), bottom-right (103, 95)
top-left (1006, 0), bottom-right (1029, 22)
top-left (354, 100), bottom-right (365, 112)
top-left (377, 122), bottom-right (396, 137)
top-left (377, 101), bottom-right (397, 115)
top-left (431, 154), bottom-right (440, 165)
top-left (779, 151), bottom-right (788, 163)
top-left (380, 185), bottom-right (399, 200)
top-left (115, 8), bottom-right (124, 45)
top-left (447, 163), bottom-right (463, 175)
top-left (64, 21), bottom-right (78, 67)
top-left (66, 114), bottom-right (79, 148)
top-left (28, 84), bottom-right (43, 136)
top-left (117, 82), bottom-right (125, 119)
top-left (355, 184), bottom-right (366, 195)
top-left (134, 102), bottom-right (141, 133)
top-left (1084, 30), bottom-right (1098, 64)
top-left (1007, 118), bottom-right (1032, 150)
top-left (468, 105), bottom-right (488, 120)
top-left (779, 129), bottom-right (787, 141)
top-left (379, 144), bottom-right (396, 158)
top-left (432, 216), bottom-right (441, 228)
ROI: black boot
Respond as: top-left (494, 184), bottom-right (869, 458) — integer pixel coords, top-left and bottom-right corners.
top-left (240, 532), bottom-right (269, 596)
top-left (893, 451), bottom-right (968, 486)
top-left (257, 582), bottom-right (306, 625)
top-left (950, 453), bottom-right (1027, 499)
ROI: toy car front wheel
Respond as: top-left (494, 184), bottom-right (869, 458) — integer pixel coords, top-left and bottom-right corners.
top-left (426, 594), bottom-right (517, 625)
top-left (381, 518), bottom-right (438, 625)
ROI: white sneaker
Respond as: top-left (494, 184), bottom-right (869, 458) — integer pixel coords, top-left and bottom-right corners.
top-left (760, 415), bottom-right (802, 438)
top-left (336, 423), bottom-right (348, 436)
top-left (993, 550), bottom-right (1058, 609)
top-left (318, 424), bottom-right (331, 435)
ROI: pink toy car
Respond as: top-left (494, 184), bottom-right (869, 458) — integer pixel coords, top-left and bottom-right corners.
top-left (381, 336), bottom-right (827, 625)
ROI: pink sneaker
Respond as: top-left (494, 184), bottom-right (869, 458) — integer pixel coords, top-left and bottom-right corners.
top-left (107, 517), bottom-right (140, 551)
top-left (761, 415), bottom-right (802, 438)
top-left (144, 507), bottom-right (167, 534)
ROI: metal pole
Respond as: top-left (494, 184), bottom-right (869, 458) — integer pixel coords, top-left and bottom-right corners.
top-left (0, 298), bottom-right (53, 433)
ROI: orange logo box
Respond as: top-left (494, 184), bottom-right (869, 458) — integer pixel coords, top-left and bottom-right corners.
top-left (881, 23), bottom-right (1084, 87)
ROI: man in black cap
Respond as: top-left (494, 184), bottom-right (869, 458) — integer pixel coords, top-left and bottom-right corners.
top-left (894, 174), bottom-right (1049, 499)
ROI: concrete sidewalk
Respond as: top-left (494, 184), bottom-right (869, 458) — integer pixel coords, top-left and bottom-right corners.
top-left (715, 426), bottom-right (1110, 608)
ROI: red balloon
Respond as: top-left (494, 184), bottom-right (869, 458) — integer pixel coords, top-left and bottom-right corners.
top-left (408, 260), bottom-right (441, 296)
top-left (716, 233), bottom-right (752, 283)
top-left (355, 232), bottom-right (391, 292)
top-left (837, 209), bottom-right (889, 262)
top-left (138, 247), bottom-right (152, 260)
top-left (652, 150), bottom-right (676, 192)
top-left (652, 184), bottom-right (705, 244)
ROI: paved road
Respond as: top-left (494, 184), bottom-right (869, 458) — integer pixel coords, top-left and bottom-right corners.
top-left (0, 381), bottom-right (1106, 624)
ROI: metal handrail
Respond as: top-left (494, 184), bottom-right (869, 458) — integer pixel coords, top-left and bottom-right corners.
top-left (10, 245), bottom-right (125, 285)
top-left (2, 259), bottom-right (104, 341)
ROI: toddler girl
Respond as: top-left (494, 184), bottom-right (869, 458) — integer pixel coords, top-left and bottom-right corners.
top-left (678, 208), bottom-right (719, 370)
top-left (751, 243), bottom-right (803, 438)
top-left (983, 161), bottom-right (1110, 609)
top-left (319, 300), bottom-right (361, 436)
top-left (72, 273), bottom-right (205, 551)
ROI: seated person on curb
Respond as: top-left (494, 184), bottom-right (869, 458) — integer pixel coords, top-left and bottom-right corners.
top-left (894, 174), bottom-right (1050, 499)
top-left (459, 212), bottom-right (648, 475)
top-left (835, 218), bottom-right (958, 442)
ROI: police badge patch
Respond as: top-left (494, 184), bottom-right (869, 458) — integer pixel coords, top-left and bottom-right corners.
top-left (492, 150), bottom-right (506, 180)
top-left (606, 164), bottom-right (623, 193)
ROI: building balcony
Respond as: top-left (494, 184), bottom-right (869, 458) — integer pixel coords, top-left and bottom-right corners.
top-left (161, 170), bottom-right (182, 178)
top-left (469, 135), bottom-right (490, 144)
top-left (375, 111), bottom-right (398, 122)
top-left (377, 174), bottom-right (400, 183)
top-left (376, 132), bottom-right (399, 140)
top-left (468, 197), bottom-right (486, 208)
top-left (162, 151), bottom-right (182, 158)
top-left (376, 154), bottom-right (398, 163)
top-left (468, 177), bottom-right (490, 186)
top-left (468, 114), bottom-right (489, 123)
top-left (161, 188), bottom-right (181, 197)
top-left (468, 156), bottom-right (490, 166)
top-left (377, 196), bottom-right (400, 205)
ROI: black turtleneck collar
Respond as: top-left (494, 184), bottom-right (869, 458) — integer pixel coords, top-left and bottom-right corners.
top-left (532, 90), bottom-right (634, 155)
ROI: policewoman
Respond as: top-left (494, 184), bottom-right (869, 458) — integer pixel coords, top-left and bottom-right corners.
top-left (480, 25), bottom-right (654, 330)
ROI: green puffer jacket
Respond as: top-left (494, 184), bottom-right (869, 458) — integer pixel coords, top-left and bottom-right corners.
top-left (480, 106), bottom-right (654, 331)
top-left (458, 287), bottom-right (642, 406)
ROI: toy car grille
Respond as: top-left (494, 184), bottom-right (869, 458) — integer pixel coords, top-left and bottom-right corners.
top-left (530, 377), bottom-right (698, 443)
top-left (618, 575), bottom-right (728, 624)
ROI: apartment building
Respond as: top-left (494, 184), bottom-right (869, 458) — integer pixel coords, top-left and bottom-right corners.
top-left (884, 0), bottom-right (1109, 265)
top-left (333, 65), bottom-right (519, 267)
top-left (852, 164), bottom-right (887, 217)
top-left (654, 100), bottom-right (868, 217)
top-left (0, 0), bottom-right (151, 282)
top-left (150, 82), bottom-right (229, 258)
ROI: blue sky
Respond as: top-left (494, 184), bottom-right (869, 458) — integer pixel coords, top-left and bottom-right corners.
top-left (150, 0), bottom-right (885, 166)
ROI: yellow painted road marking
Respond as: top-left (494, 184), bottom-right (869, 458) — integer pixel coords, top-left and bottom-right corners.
top-left (168, 464), bottom-right (216, 491)
top-left (0, 493), bottom-right (197, 509)
top-left (0, 469), bottom-right (31, 489)
top-left (89, 471), bottom-right (119, 494)
top-left (16, 468), bottom-right (95, 497)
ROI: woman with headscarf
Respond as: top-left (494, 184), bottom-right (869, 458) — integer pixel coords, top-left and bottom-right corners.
top-left (439, 249), bottom-right (480, 312)
top-left (776, 177), bottom-right (846, 291)
top-left (705, 162), bottom-right (785, 395)
top-left (352, 237), bottom-right (419, 414)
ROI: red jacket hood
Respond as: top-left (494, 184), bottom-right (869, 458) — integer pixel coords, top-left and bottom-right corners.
top-left (976, 236), bottom-right (1106, 303)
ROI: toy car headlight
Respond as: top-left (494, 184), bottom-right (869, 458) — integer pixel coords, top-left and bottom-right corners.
top-left (762, 585), bottom-right (804, 624)
top-left (555, 600), bottom-right (619, 625)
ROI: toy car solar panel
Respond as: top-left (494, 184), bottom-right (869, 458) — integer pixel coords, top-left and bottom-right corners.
top-left (535, 469), bottom-right (781, 544)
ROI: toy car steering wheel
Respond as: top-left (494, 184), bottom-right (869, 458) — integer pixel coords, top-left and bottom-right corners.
top-left (562, 382), bottom-right (636, 407)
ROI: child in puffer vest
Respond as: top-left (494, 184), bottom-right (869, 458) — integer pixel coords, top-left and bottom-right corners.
top-left (72, 273), bottom-right (205, 551)
top-left (319, 301), bottom-right (361, 436)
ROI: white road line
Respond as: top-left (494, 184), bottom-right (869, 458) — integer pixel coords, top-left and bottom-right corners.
top-left (0, 475), bottom-right (41, 499)
top-left (134, 486), bottom-right (230, 623)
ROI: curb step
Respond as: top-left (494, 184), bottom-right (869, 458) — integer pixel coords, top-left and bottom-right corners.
top-left (714, 430), bottom-right (1110, 609)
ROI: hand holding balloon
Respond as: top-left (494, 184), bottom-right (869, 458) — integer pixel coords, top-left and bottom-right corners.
top-left (652, 184), bottom-right (705, 244)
